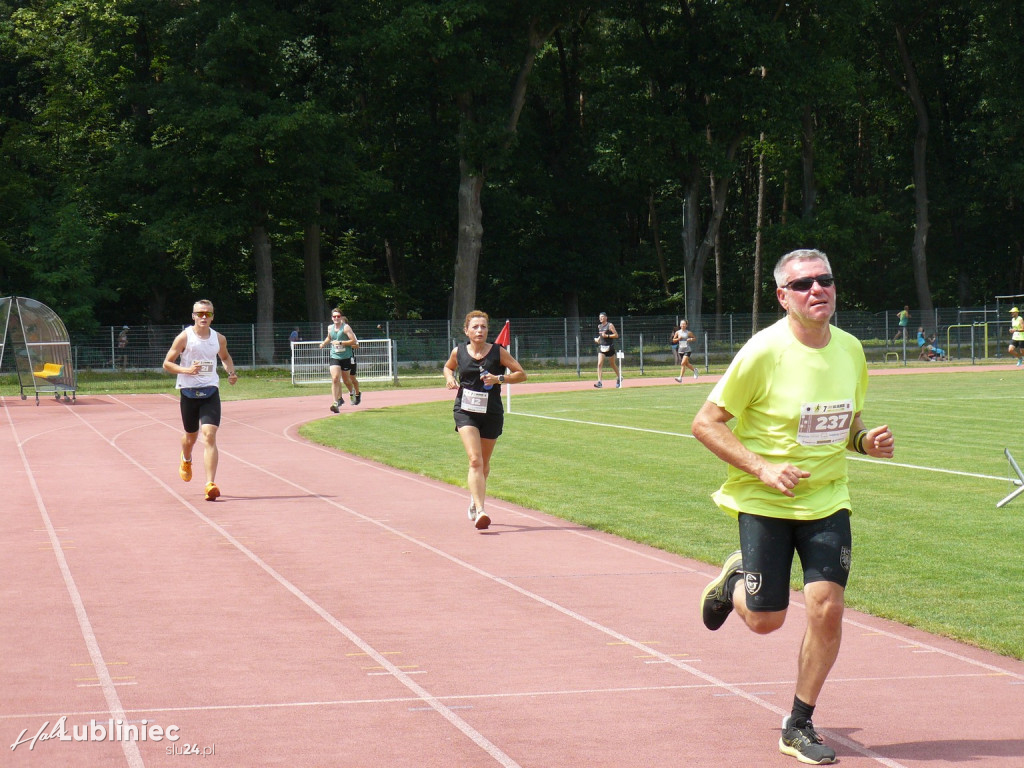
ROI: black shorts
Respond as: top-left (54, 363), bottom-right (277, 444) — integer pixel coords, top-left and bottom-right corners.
top-left (330, 358), bottom-right (357, 373)
top-left (453, 408), bottom-right (504, 440)
top-left (180, 388), bottom-right (222, 433)
top-left (737, 510), bottom-right (851, 612)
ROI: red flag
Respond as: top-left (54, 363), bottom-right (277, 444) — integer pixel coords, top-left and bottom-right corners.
top-left (494, 320), bottom-right (511, 347)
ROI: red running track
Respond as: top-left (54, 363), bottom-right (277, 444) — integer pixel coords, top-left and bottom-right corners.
top-left (2, 376), bottom-right (1023, 767)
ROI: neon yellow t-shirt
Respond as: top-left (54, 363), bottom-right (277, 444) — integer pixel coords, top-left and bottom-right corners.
top-left (707, 317), bottom-right (868, 521)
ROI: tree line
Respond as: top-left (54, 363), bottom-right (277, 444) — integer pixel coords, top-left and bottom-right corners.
top-left (1, 1), bottom-right (1021, 360)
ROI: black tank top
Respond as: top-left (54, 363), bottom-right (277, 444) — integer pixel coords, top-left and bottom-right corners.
top-left (454, 343), bottom-right (504, 414)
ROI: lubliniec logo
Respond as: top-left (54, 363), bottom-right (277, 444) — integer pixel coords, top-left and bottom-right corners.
top-left (10, 716), bottom-right (182, 753)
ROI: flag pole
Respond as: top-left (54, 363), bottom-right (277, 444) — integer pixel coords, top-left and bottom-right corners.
top-left (493, 320), bottom-right (512, 413)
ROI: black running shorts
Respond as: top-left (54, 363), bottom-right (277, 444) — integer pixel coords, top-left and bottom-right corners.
top-left (329, 357), bottom-right (357, 373)
top-left (453, 409), bottom-right (504, 440)
top-left (737, 510), bottom-right (851, 612)
top-left (180, 388), bottom-right (222, 433)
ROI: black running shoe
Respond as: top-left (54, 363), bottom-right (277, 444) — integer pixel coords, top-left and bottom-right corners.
top-left (329, 400), bottom-right (340, 413)
top-left (699, 550), bottom-right (743, 630)
top-left (353, 392), bottom-right (361, 405)
top-left (779, 717), bottom-right (836, 765)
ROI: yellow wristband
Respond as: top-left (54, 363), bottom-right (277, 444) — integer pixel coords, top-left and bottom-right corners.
top-left (853, 430), bottom-right (868, 454)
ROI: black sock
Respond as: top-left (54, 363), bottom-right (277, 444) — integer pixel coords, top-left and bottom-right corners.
top-left (726, 572), bottom-right (743, 601)
top-left (790, 696), bottom-right (815, 728)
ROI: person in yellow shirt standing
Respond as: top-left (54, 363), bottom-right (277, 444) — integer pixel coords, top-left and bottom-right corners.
top-left (1008, 307), bottom-right (1024, 367)
top-left (692, 249), bottom-right (894, 765)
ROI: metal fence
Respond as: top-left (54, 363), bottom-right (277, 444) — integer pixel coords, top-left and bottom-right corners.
top-left (0, 306), bottom-right (1014, 379)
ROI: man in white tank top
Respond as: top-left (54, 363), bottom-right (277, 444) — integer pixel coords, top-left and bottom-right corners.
top-left (162, 299), bottom-right (238, 501)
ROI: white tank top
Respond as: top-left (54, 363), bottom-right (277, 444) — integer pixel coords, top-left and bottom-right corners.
top-left (175, 327), bottom-right (222, 389)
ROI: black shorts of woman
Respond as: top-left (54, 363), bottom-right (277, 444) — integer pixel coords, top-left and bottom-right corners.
top-left (443, 311), bottom-right (527, 530)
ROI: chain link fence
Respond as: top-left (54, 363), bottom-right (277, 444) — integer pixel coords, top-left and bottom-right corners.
top-left (0, 307), bottom-right (1013, 380)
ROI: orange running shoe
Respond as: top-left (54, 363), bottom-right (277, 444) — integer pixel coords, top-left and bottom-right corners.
top-left (179, 455), bottom-right (192, 482)
top-left (204, 482), bottom-right (220, 501)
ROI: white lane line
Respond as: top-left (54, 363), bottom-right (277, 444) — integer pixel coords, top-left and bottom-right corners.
top-left (68, 397), bottom-right (524, 768)
top-left (2, 670), bottom-right (1004, 722)
top-left (513, 412), bottom-right (1014, 482)
top-left (2, 398), bottom-right (145, 768)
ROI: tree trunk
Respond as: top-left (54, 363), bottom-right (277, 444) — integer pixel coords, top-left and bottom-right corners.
top-left (708, 169), bottom-right (724, 334)
top-left (649, 192), bottom-right (670, 296)
top-left (753, 135), bottom-right (767, 332)
top-left (564, 289), bottom-right (580, 350)
top-left (681, 170), bottom-right (700, 327)
top-left (682, 135), bottom-right (743, 333)
top-left (303, 216), bottom-right (325, 322)
top-left (451, 155), bottom-right (484, 325)
top-left (383, 238), bottom-right (406, 319)
top-left (449, 21), bottom-right (558, 327)
top-left (252, 224), bottom-right (275, 364)
top-left (895, 23), bottom-right (934, 326)
top-left (801, 104), bottom-right (817, 221)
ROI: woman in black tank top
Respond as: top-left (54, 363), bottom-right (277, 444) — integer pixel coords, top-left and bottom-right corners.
top-left (443, 311), bottom-right (527, 530)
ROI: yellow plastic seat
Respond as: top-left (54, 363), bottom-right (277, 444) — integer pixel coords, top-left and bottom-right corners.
top-left (34, 363), bottom-right (63, 379)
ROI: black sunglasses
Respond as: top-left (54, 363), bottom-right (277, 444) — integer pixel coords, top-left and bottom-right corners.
top-left (783, 274), bottom-right (835, 292)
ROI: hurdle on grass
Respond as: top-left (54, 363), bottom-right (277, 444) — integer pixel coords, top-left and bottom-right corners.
top-left (996, 448), bottom-right (1024, 508)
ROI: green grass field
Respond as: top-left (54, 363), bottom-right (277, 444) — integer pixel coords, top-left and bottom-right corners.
top-left (301, 370), bottom-right (1024, 660)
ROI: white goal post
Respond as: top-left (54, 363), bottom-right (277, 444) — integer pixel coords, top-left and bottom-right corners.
top-left (290, 339), bottom-right (395, 385)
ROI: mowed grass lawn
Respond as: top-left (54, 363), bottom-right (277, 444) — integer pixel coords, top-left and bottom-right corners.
top-left (301, 370), bottom-right (1024, 660)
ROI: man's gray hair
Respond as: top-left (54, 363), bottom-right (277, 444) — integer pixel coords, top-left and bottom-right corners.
top-left (773, 249), bottom-right (832, 288)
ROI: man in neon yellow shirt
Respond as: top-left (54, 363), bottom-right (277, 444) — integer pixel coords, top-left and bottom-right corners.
top-left (1008, 307), bottom-right (1024, 367)
top-left (692, 249), bottom-right (894, 765)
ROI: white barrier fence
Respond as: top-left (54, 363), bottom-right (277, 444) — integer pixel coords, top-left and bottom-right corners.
top-left (290, 339), bottom-right (395, 385)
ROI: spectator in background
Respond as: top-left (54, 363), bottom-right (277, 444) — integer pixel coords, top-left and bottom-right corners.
top-left (117, 325), bottom-right (130, 368)
top-left (916, 327), bottom-right (931, 361)
top-left (289, 327), bottom-right (301, 344)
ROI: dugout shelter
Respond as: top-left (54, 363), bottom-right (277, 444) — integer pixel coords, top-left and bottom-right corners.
top-left (0, 296), bottom-right (77, 404)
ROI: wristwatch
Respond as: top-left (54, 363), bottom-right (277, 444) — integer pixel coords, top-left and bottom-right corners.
top-left (498, 375), bottom-right (505, 384)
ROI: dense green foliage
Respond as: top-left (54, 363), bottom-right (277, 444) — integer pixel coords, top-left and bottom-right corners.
top-left (2, 1), bottom-right (1022, 333)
